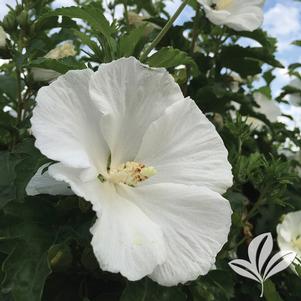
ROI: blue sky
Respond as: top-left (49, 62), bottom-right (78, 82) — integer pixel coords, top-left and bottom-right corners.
top-left (1, 0), bottom-right (300, 67)
top-left (1, 0), bottom-right (301, 121)
top-left (1, 0), bottom-right (300, 93)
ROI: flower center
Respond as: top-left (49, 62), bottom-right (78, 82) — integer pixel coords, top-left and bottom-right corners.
top-left (292, 236), bottom-right (301, 251)
top-left (211, 0), bottom-right (233, 10)
top-left (103, 161), bottom-right (157, 187)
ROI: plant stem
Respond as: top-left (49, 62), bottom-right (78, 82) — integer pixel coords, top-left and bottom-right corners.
top-left (244, 192), bottom-right (267, 222)
top-left (16, 67), bottom-right (23, 126)
top-left (189, 2), bottom-right (201, 56)
top-left (183, 2), bottom-right (201, 96)
top-left (140, 0), bottom-right (190, 62)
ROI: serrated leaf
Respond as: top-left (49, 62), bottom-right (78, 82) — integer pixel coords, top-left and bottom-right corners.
top-left (29, 57), bottom-right (86, 74)
top-left (36, 6), bottom-right (114, 39)
top-left (73, 30), bottom-right (103, 59)
top-left (220, 45), bottom-right (283, 77)
top-left (230, 29), bottom-right (277, 50)
top-left (0, 152), bottom-right (17, 209)
top-left (119, 25), bottom-right (147, 57)
top-left (146, 47), bottom-right (199, 75)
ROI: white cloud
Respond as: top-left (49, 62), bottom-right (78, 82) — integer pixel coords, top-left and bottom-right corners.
top-left (272, 67), bottom-right (290, 96)
top-left (52, 0), bottom-right (75, 8)
top-left (265, 4), bottom-right (300, 36)
top-left (0, 0), bottom-right (15, 20)
top-left (264, 3), bottom-right (301, 51)
top-left (164, 0), bottom-right (194, 24)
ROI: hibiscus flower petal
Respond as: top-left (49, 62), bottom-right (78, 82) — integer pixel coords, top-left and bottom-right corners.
top-left (89, 57), bottom-right (183, 168)
top-left (200, 0), bottom-right (264, 31)
top-left (26, 163), bottom-right (73, 196)
top-left (225, 7), bottom-right (263, 31)
top-left (117, 183), bottom-right (232, 286)
top-left (203, 7), bottom-right (231, 25)
top-left (135, 98), bottom-right (232, 194)
top-left (48, 163), bottom-right (166, 280)
top-left (31, 69), bottom-right (109, 175)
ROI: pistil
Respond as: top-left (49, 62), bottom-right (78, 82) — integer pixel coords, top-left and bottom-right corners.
top-left (100, 161), bottom-right (157, 187)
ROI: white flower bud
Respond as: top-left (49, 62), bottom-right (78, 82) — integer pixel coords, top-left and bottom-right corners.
top-left (127, 12), bottom-right (160, 35)
top-left (0, 26), bottom-right (7, 48)
top-left (32, 42), bottom-right (76, 82)
top-left (45, 42), bottom-right (76, 60)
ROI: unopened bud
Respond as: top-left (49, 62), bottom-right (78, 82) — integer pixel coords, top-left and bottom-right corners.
top-left (2, 12), bottom-right (17, 33)
top-left (17, 10), bottom-right (29, 29)
top-left (0, 27), bottom-right (7, 48)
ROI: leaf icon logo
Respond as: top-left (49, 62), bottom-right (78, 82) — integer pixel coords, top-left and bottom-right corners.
top-left (229, 233), bottom-right (296, 297)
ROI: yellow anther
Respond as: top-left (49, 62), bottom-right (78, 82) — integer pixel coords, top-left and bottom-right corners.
top-left (107, 161), bottom-right (157, 187)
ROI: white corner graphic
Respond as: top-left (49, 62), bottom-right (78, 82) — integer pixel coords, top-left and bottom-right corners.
top-left (229, 232), bottom-right (296, 297)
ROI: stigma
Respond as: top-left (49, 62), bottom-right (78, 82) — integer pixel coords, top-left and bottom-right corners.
top-left (104, 161), bottom-right (157, 187)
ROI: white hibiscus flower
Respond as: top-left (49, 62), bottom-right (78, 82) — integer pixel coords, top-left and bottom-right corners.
top-left (229, 72), bottom-right (244, 93)
top-left (288, 78), bottom-right (301, 106)
top-left (277, 211), bottom-right (301, 266)
top-left (199, 0), bottom-right (264, 31)
top-left (231, 92), bottom-right (281, 128)
top-left (29, 57), bottom-right (233, 286)
top-left (127, 11), bottom-right (160, 35)
top-left (248, 92), bottom-right (281, 127)
top-left (32, 42), bottom-right (76, 82)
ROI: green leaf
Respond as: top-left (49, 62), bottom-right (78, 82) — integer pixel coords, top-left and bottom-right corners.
top-left (121, 279), bottom-right (187, 301)
top-left (191, 270), bottom-right (234, 301)
top-left (295, 263), bottom-right (301, 278)
top-left (292, 40), bottom-right (301, 47)
top-left (12, 139), bottom-right (48, 202)
top-left (119, 25), bottom-right (147, 58)
top-left (37, 6), bottom-right (114, 40)
top-left (0, 199), bottom-right (57, 301)
top-left (146, 47), bottom-right (199, 75)
top-left (220, 46), bottom-right (283, 77)
top-left (0, 152), bottom-right (17, 209)
top-left (231, 29), bottom-right (277, 50)
top-left (29, 56), bottom-right (86, 74)
top-left (0, 75), bottom-right (18, 101)
top-left (289, 63), bottom-right (301, 71)
top-left (263, 280), bottom-right (284, 301)
top-left (73, 30), bottom-right (103, 59)
top-left (2, 245), bottom-right (51, 301)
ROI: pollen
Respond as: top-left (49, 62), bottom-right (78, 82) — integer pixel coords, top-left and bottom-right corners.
top-left (211, 0), bottom-right (233, 10)
top-left (106, 161), bottom-right (157, 187)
